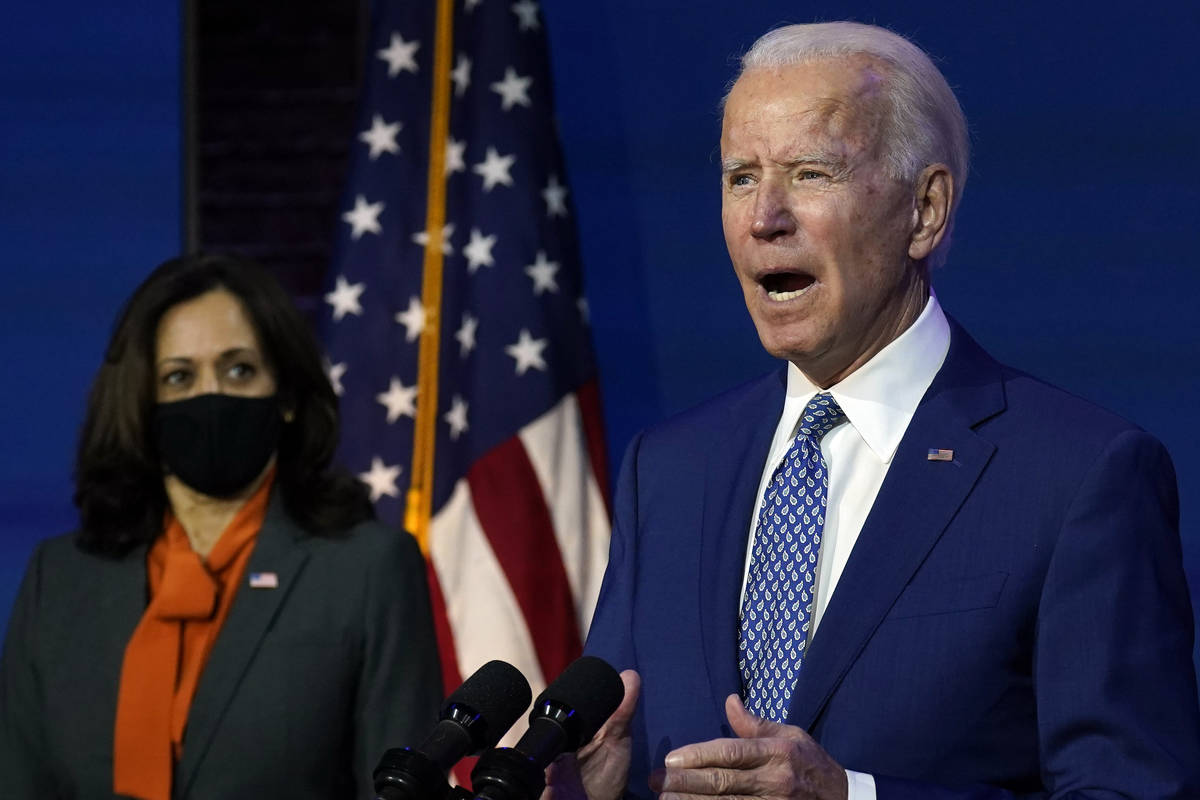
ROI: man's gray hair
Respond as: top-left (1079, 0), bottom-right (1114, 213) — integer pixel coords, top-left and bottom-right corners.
top-left (733, 22), bottom-right (969, 268)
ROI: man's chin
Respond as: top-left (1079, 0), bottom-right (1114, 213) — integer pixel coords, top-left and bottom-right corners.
top-left (756, 332), bottom-right (851, 387)
top-left (751, 315), bottom-right (811, 352)
top-left (757, 334), bottom-right (820, 367)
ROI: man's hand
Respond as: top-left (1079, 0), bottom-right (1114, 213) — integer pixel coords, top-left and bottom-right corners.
top-left (649, 694), bottom-right (847, 800)
top-left (543, 669), bottom-right (641, 800)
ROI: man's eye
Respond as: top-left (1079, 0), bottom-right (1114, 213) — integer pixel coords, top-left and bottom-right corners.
top-left (797, 170), bottom-right (826, 180)
top-left (729, 174), bottom-right (754, 187)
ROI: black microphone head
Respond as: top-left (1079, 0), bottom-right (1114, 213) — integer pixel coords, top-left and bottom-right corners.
top-left (530, 655), bottom-right (624, 750)
top-left (446, 660), bottom-right (533, 749)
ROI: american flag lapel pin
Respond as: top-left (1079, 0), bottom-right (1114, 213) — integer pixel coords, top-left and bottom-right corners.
top-left (927, 448), bottom-right (954, 462)
top-left (249, 571), bottom-right (279, 589)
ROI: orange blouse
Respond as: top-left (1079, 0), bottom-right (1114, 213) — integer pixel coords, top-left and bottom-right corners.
top-left (112, 469), bottom-right (274, 800)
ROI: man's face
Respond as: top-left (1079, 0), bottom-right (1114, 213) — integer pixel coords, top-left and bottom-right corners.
top-left (721, 56), bottom-right (926, 386)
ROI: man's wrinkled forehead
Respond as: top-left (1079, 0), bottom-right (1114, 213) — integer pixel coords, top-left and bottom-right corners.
top-left (722, 55), bottom-right (891, 147)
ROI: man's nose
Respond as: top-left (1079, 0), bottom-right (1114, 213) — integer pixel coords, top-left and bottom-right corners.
top-left (750, 182), bottom-right (796, 240)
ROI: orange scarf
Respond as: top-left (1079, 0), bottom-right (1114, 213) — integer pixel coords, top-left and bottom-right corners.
top-left (113, 470), bottom-right (274, 800)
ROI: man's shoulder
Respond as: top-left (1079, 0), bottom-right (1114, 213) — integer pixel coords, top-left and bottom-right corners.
top-left (984, 366), bottom-right (1171, 491)
top-left (941, 326), bottom-right (1165, 488)
top-left (945, 318), bottom-right (1149, 443)
top-left (1000, 366), bottom-right (1140, 432)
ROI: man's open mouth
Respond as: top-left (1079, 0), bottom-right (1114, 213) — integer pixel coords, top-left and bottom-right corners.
top-left (761, 272), bottom-right (816, 301)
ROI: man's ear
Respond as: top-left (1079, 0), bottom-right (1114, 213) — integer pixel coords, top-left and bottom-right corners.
top-left (908, 164), bottom-right (954, 261)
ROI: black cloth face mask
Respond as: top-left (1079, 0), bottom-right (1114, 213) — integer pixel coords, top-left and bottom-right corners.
top-left (153, 393), bottom-right (283, 498)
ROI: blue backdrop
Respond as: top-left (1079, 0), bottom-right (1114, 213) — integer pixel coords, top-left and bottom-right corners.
top-left (2, 1), bottom-right (1197, 674)
top-left (0, 2), bottom-right (182, 616)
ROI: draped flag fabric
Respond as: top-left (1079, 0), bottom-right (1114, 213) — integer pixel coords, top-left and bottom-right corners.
top-left (320, 0), bottom-right (611, 728)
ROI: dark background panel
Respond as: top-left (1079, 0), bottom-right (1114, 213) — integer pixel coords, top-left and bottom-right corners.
top-left (1, 1), bottom-right (1197, 676)
top-left (191, 0), bottom-right (366, 312)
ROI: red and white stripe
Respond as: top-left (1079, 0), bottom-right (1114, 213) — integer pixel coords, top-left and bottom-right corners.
top-left (425, 380), bottom-right (610, 746)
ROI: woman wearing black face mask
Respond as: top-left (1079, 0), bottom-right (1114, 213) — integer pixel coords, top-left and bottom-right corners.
top-left (0, 253), bottom-right (443, 800)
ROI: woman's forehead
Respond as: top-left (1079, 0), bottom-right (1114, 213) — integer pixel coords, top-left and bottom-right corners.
top-left (155, 289), bottom-right (263, 359)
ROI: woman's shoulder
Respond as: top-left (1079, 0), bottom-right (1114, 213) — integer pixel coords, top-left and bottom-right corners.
top-left (342, 518), bottom-right (422, 560)
top-left (28, 531), bottom-right (76, 562)
top-left (26, 530), bottom-right (141, 575)
top-left (289, 514), bottom-right (424, 570)
top-left (7, 531), bottom-right (145, 632)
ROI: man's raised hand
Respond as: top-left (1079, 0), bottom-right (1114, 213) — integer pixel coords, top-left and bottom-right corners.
top-left (649, 694), bottom-right (847, 800)
top-left (543, 669), bottom-right (641, 800)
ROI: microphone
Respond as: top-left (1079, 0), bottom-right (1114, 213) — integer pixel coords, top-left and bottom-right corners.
top-left (375, 660), bottom-right (533, 800)
top-left (468, 656), bottom-right (625, 800)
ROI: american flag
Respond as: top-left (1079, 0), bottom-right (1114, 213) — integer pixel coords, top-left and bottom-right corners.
top-left (320, 0), bottom-right (610, 728)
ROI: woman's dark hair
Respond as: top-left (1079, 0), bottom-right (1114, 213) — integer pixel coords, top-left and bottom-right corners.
top-left (74, 252), bottom-right (373, 556)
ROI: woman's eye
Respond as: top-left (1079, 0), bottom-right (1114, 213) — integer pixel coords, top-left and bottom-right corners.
top-left (162, 369), bottom-right (190, 386)
top-left (228, 363), bottom-right (256, 381)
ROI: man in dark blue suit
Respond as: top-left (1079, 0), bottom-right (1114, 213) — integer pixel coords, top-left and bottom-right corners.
top-left (568, 21), bottom-right (1200, 800)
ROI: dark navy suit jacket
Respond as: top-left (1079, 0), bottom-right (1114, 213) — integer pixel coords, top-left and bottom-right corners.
top-left (586, 321), bottom-right (1200, 798)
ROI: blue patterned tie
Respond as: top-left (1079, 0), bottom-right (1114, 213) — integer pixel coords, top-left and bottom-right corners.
top-left (738, 393), bottom-right (846, 722)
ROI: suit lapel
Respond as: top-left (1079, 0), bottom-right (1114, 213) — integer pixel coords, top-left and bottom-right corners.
top-left (101, 542), bottom-right (152, 635)
top-left (92, 543), bottom-right (150, 760)
top-left (698, 370), bottom-right (787, 717)
top-left (175, 495), bottom-right (310, 795)
top-left (787, 322), bottom-right (1006, 730)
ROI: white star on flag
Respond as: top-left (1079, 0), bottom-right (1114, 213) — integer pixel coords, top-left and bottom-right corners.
top-left (446, 139), bottom-right (466, 175)
top-left (395, 296), bottom-right (427, 342)
top-left (342, 195), bottom-right (384, 239)
top-left (359, 456), bottom-right (402, 501)
top-left (324, 275), bottom-right (366, 321)
top-left (325, 361), bottom-right (347, 396)
top-left (443, 395), bottom-right (470, 441)
top-left (412, 223), bottom-right (456, 255)
top-left (525, 251), bottom-right (559, 295)
top-left (473, 147), bottom-right (516, 191)
top-left (511, 1), bottom-right (540, 31)
top-left (463, 228), bottom-right (498, 273)
top-left (542, 174), bottom-right (568, 217)
top-left (377, 32), bottom-right (419, 76)
top-left (455, 313), bottom-right (478, 357)
top-left (452, 54), bottom-right (472, 97)
top-left (376, 377), bottom-right (417, 423)
top-left (321, 0), bottom-right (612, 721)
top-left (359, 114), bottom-right (402, 159)
top-left (505, 329), bottom-right (549, 374)
top-left (490, 67), bottom-right (533, 111)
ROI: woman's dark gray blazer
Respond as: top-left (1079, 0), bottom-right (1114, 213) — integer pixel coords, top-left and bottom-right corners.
top-left (0, 494), bottom-right (443, 799)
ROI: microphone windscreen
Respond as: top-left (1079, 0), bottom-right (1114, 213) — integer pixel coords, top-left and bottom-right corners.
top-left (448, 660), bottom-right (533, 749)
top-left (531, 656), bottom-right (624, 749)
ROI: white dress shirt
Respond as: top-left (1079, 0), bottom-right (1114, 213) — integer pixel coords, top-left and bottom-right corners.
top-left (738, 295), bottom-right (951, 799)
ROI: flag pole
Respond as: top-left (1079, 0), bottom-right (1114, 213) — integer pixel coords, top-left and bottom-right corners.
top-left (405, 0), bottom-right (455, 554)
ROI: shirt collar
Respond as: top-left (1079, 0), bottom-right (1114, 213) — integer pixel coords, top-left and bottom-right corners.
top-left (782, 294), bottom-right (951, 463)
